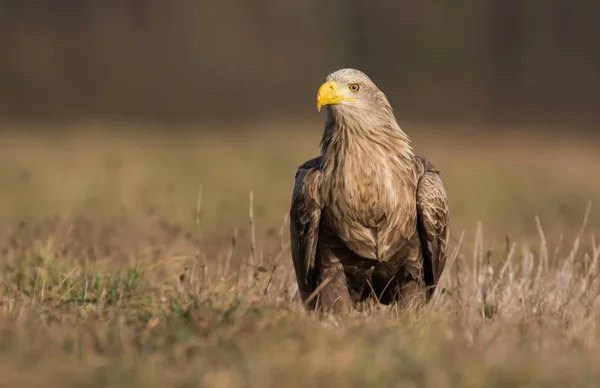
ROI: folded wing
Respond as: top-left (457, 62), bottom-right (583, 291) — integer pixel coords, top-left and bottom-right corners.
top-left (415, 163), bottom-right (450, 299)
top-left (289, 157), bottom-right (323, 303)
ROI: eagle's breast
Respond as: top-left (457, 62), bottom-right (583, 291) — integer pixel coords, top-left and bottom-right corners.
top-left (322, 151), bottom-right (419, 261)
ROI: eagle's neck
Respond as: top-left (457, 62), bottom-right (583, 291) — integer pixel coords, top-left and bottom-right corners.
top-left (319, 107), bottom-right (414, 175)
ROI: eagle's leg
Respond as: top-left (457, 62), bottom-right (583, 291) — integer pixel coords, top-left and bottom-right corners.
top-left (316, 243), bottom-right (353, 314)
top-left (397, 262), bottom-right (427, 310)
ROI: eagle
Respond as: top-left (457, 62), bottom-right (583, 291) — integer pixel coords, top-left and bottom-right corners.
top-left (289, 68), bottom-right (449, 313)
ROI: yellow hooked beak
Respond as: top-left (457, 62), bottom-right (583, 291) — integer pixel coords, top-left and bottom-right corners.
top-left (316, 81), bottom-right (356, 112)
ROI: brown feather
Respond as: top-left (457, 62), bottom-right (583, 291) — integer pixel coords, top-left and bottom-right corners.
top-left (289, 68), bottom-right (450, 311)
top-left (416, 159), bottom-right (450, 299)
top-left (289, 156), bottom-right (323, 304)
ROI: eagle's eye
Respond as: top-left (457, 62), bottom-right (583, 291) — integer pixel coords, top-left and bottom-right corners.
top-left (348, 83), bottom-right (360, 93)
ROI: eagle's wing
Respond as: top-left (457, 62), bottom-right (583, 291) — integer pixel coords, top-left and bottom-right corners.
top-left (289, 156), bottom-right (323, 303)
top-left (415, 157), bottom-right (450, 299)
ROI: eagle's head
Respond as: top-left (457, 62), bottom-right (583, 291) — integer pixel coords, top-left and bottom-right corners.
top-left (315, 68), bottom-right (411, 158)
top-left (316, 68), bottom-right (393, 116)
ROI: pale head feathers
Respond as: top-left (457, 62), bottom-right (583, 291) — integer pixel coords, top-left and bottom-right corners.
top-left (319, 68), bottom-right (413, 161)
top-left (324, 68), bottom-right (392, 114)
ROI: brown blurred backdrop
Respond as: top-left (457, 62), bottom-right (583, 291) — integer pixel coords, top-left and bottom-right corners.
top-left (1, 0), bottom-right (599, 128)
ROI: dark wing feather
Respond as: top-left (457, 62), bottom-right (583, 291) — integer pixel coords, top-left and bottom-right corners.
top-left (415, 161), bottom-right (450, 299)
top-left (289, 156), bottom-right (323, 303)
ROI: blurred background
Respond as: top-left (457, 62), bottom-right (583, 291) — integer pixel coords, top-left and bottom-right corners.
top-left (1, 0), bottom-right (600, 125)
top-left (0, 0), bottom-right (599, 249)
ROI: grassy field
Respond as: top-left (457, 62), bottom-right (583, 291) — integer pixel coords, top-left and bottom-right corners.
top-left (0, 121), bottom-right (599, 387)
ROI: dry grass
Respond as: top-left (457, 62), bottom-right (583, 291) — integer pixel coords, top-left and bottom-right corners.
top-left (0, 123), bottom-right (599, 387)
